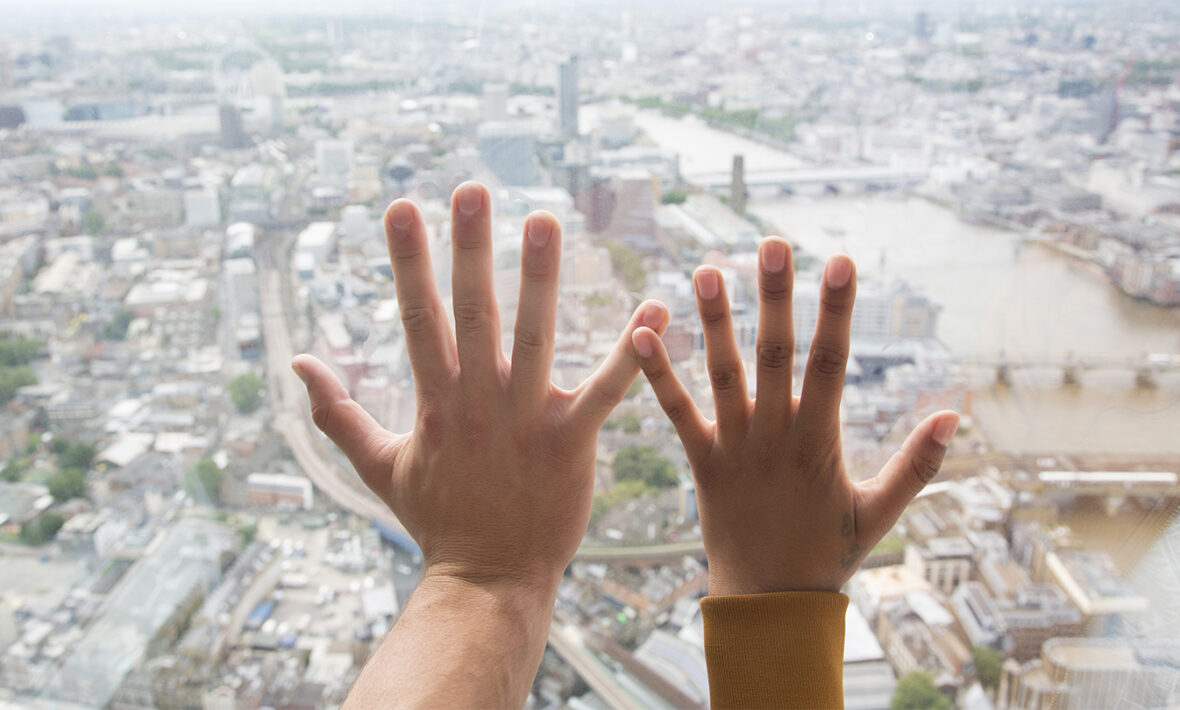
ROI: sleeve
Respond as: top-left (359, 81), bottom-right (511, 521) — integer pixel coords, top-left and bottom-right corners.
top-left (700, 591), bottom-right (849, 710)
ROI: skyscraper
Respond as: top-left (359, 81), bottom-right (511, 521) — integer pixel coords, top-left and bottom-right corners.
top-left (730, 154), bottom-right (747, 216)
top-left (558, 56), bottom-right (579, 140)
top-left (218, 104), bottom-right (249, 149)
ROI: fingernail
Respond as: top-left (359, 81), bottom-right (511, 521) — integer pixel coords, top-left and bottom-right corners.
top-left (762, 241), bottom-right (786, 273)
top-left (527, 218), bottom-right (551, 248)
top-left (641, 302), bottom-right (666, 329)
top-left (933, 414), bottom-right (959, 446)
top-left (633, 331), bottom-right (653, 358)
top-left (388, 201), bottom-right (414, 230)
top-left (696, 270), bottom-right (719, 300)
top-left (455, 184), bottom-right (483, 216)
top-left (290, 360), bottom-right (307, 383)
top-left (826, 256), bottom-right (852, 289)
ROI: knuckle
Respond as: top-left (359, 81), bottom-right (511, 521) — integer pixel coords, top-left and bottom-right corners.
top-left (399, 304), bottom-right (437, 335)
top-left (709, 365), bottom-right (742, 392)
top-left (521, 259), bottom-right (551, 284)
top-left (512, 329), bottom-right (549, 359)
top-left (808, 344), bottom-right (847, 377)
top-left (760, 282), bottom-right (789, 305)
top-left (309, 401), bottom-right (335, 433)
top-left (908, 453), bottom-right (942, 485)
top-left (756, 340), bottom-right (793, 371)
top-left (662, 400), bottom-right (690, 425)
top-left (700, 308), bottom-right (729, 327)
top-left (452, 301), bottom-right (491, 330)
top-left (821, 296), bottom-right (851, 318)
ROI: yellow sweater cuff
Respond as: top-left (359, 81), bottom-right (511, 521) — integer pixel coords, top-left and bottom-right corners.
top-left (701, 591), bottom-right (848, 710)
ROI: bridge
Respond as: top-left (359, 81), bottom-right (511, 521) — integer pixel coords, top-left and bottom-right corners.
top-left (960, 354), bottom-right (1180, 389)
top-left (1015, 470), bottom-right (1180, 516)
top-left (692, 165), bottom-right (930, 193)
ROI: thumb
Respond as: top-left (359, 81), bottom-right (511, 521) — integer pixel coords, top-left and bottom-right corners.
top-left (856, 411), bottom-right (959, 544)
top-left (291, 354), bottom-right (397, 485)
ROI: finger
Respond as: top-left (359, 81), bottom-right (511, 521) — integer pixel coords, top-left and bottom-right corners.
top-left (509, 212), bottom-right (562, 406)
top-left (291, 354), bottom-right (399, 488)
top-left (450, 181), bottom-right (503, 385)
top-left (797, 255), bottom-right (856, 437)
top-left (855, 411), bottom-right (959, 543)
top-left (631, 326), bottom-right (712, 462)
top-left (752, 238), bottom-right (795, 429)
top-left (384, 199), bottom-right (457, 392)
top-left (695, 267), bottom-right (750, 439)
top-left (570, 300), bottom-right (668, 427)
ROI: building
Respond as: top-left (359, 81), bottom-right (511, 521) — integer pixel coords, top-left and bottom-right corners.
top-left (477, 122), bottom-right (539, 186)
top-left (998, 638), bottom-right (1180, 710)
top-left (905, 537), bottom-right (974, 596)
top-left (246, 473), bottom-right (314, 510)
top-left (558, 56), bottom-right (579, 139)
top-left (794, 279), bottom-right (941, 349)
top-left (316, 139), bottom-right (354, 179)
top-left (482, 82), bottom-right (508, 122)
top-left (184, 188), bottom-right (220, 228)
top-left (878, 592), bottom-right (971, 689)
top-left (219, 103), bottom-right (249, 149)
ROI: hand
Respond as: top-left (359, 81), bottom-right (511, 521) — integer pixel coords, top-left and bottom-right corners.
top-left (631, 238), bottom-right (958, 595)
top-left (293, 182), bottom-right (668, 593)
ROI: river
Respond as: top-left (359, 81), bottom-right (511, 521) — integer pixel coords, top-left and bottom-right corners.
top-left (597, 106), bottom-right (1180, 457)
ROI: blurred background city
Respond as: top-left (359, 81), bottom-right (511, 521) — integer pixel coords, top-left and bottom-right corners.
top-left (0, 1), bottom-right (1178, 708)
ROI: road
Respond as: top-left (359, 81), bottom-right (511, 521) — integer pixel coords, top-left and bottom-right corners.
top-left (258, 234), bottom-right (408, 533)
top-left (547, 620), bottom-right (645, 710)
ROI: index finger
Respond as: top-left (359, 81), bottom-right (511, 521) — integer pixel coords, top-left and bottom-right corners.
top-left (385, 199), bottom-right (457, 393)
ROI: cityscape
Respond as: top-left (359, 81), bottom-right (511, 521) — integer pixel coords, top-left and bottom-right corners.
top-left (1, 2), bottom-right (1180, 709)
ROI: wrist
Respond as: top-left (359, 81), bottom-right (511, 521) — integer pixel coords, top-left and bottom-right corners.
top-left (418, 566), bottom-right (560, 614)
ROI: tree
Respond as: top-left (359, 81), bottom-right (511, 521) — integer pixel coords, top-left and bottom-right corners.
top-left (238, 522), bottom-right (259, 545)
top-left (661, 189), bottom-right (688, 205)
top-left (20, 512), bottom-right (65, 546)
top-left (619, 412), bottom-right (641, 434)
top-left (185, 458), bottom-right (222, 504)
top-left (891, 671), bottom-right (950, 710)
top-left (0, 332), bottom-right (42, 366)
top-left (613, 445), bottom-right (677, 489)
top-left (48, 468), bottom-right (87, 501)
top-left (83, 208), bottom-right (106, 234)
top-left (59, 442), bottom-right (96, 470)
top-left (229, 373), bottom-right (264, 413)
top-left (0, 366), bottom-right (37, 404)
top-left (1, 458), bottom-right (22, 482)
top-left (973, 645), bottom-right (1002, 692)
top-left (102, 309), bottom-right (134, 341)
top-left (605, 242), bottom-right (646, 293)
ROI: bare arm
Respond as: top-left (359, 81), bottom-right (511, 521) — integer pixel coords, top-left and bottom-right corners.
top-left (293, 183), bottom-right (667, 709)
top-left (632, 238), bottom-right (958, 708)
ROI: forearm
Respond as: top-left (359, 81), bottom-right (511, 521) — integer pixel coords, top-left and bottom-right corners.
top-left (343, 573), bottom-right (557, 709)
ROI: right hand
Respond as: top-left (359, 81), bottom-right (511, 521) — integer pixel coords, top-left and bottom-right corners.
top-left (293, 182), bottom-right (668, 596)
top-left (630, 238), bottom-right (959, 595)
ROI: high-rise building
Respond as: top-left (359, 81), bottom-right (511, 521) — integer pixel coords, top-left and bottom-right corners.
top-left (218, 104), bottom-right (249, 149)
top-left (558, 56), bottom-right (579, 139)
top-left (477, 122), bottom-right (539, 186)
top-left (316, 139), bottom-right (354, 179)
top-left (482, 82), bottom-right (509, 122)
top-left (184, 189), bottom-right (221, 228)
top-left (730, 154), bottom-right (747, 215)
top-left (914, 11), bottom-right (930, 40)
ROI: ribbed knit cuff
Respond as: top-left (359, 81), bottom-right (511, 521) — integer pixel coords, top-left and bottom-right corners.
top-left (701, 591), bottom-right (848, 710)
